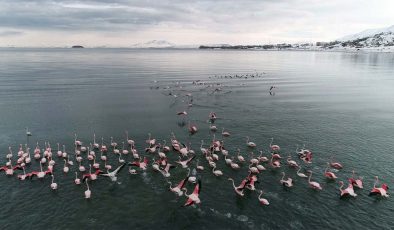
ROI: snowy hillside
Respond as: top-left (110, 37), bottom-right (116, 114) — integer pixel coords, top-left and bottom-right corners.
top-left (338, 25), bottom-right (394, 41)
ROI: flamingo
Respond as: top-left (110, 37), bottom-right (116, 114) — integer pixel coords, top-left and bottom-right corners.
top-left (246, 136), bottom-right (256, 148)
top-left (118, 153), bottom-right (125, 164)
top-left (269, 138), bottom-right (280, 152)
top-left (324, 163), bottom-right (337, 179)
top-left (212, 166), bottom-right (223, 176)
top-left (248, 163), bottom-right (259, 174)
top-left (168, 177), bottom-right (188, 196)
top-left (187, 168), bottom-right (197, 183)
top-left (210, 124), bottom-right (217, 132)
top-left (125, 131), bottom-right (135, 146)
top-left (209, 112), bottom-right (217, 121)
top-left (286, 156), bottom-right (298, 168)
top-left (308, 171), bottom-right (322, 190)
top-left (237, 149), bottom-right (245, 162)
top-left (177, 111), bottom-right (188, 116)
top-left (270, 154), bottom-right (281, 168)
top-left (62, 145), bottom-right (68, 158)
top-left (121, 142), bottom-right (129, 155)
top-left (221, 128), bottom-right (230, 137)
top-left (160, 162), bottom-right (175, 177)
top-left (256, 164), bottom-right (265, 171)
top-left (146, 133), bottom-right (156, 146)
top-left (182, 180), bottom-right (201, 207)
top-left (369, 176), bottom-right (389, 197)
top-left (230, 159), bottom-right (240, 169)
top-left (63, 159), bottom-right (69, 173)
top-left (129, 157), bottom-right (149, 171)
top-left (85, 180), bottom-right (91, 199)
top-left (249, 152), bottom-right (259, 164)
top-left (348, 170), bottom-right (363, 189)
top-left (57, 143), bottom-right (62, 157)
top-left (74, 133), bottom-right (82, 146)
top-left (145, 144), bottom-right (158, 154)
top-left (99, 163), bottom-right (126, 182)
top-left (74, 172), bottom-right (81, 185)
top-left (110, 137), bottom-right (118, 148)
top-left (188, 122), bottom-right (198, 135)
top-left (78, 160), bottom-right (86, 172)
top-left (152, 158), bottom-right (160, 171)
top-left (100, 137), bottom-right (107, 152)
top-left (339, 181), bottom-right (357, 198)
top-left (258, 151), bottom-right (269, 162)
top-left (50, 174), bottom-right (58, 190)
top-left (246, 174), bottom-right (258, 191)
top-left (280, 172), bottom-right (293, 187)
top-left (175, 155), bottom-right (195, 168)
top-left (93, 133), bottom-right (99, 149)
top-left (258, 190), bottom-right (270, 206)
top-left (196, 159), bottom-right (204, 171)
top-left (296, 166), bottom-right (308, 178)
top-left (17, 167), bottom-right (30, 180)
top-left (162, 140), bottom-right (170, 152)
top-left (225, 155), bottom-right (232, 165)
top-left (228, 178), bottom-right (246, 196)
top-left (330, 156), bottom-right (343, 169)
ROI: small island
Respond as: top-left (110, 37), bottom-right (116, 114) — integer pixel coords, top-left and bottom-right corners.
top-left (71, 45), bottom-right (84, 48)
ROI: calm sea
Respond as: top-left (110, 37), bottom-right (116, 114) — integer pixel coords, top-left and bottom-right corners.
top-left (0, 48), bottom-right (393, 229)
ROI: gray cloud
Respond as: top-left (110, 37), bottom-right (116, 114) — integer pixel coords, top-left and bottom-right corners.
top-left (0, 30), bottom-right (24, 36)
top-left (1, 0), bottom-right (393, 46)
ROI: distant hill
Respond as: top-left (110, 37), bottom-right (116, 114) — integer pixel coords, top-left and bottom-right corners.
top-left (132, 40), bottom-right (175, 48)
top-left (333, 25), bottom-right (394, 48)
top-left (337, 25), bottom-right (394, 41)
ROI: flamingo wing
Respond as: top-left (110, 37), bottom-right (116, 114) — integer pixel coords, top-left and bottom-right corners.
top-left (129, 161), bottom-right (140, 167)
top-left (177, 177), bottom-right (189, 189)
top-left (187, 155), bottom-right (196, 164)
top-left (113, 163), bottom-right (126, 174)
top-left (183, 198), bottom-right (194, 207)
top-left (193, 180), bottom-right (201, 195)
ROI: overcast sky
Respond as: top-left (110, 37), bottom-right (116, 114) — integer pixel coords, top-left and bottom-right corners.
top-left (1, 0), bottom-right (393, 47)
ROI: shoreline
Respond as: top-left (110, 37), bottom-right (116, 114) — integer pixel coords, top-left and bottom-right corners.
top-left (1, 46), bottom-right (394, 53)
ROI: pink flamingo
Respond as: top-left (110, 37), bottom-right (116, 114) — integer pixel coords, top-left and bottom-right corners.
top-left (221, 128), bottom-right (230, 137)
top-left (188, 122), bottom-right (198, 135)
top-left (258, 190), bottom-right (270, 206)
top-left (280, 172), bottom-right (293, 187)
top-left (182, 180), bottom-right (201, 207)
top-left (348, 170), bottom-right (363, 189)
top-left (168, 177), bottom-right (188, 196)
top-left (339, 181), bottom-right (357, 198)
top-left (286, 156), bottom-right (298, 168)
top-left (269, 138), bottom-right (280, 152)
top-left (324, 163), bottom-right (338, 179)
top-left (308, 171), bottom-right (322, 190)
top-left (330, 156), bottom-right (343, 169)
top-left (369, 176), bottom-right (389, 197)
top-left (228, 178), bottom-right (247, 196)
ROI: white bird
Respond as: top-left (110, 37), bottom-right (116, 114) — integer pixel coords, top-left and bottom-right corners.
top-left (85, 180), bottom-right (91, 199)
top-left (212, 166), bottom-right (223, 176)
top-left (99, 163), bottom-right (126, 182)
top-left (50, 174), bottom-right (58, 190)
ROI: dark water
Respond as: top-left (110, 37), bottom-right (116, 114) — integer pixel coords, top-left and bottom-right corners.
top-left (0, 48), bottom-right (394, 229)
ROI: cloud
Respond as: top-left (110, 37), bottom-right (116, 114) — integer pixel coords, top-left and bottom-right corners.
top-left (0, 30), bottom-right (24, 36)
top-left (0, 0), bottom-right (394, 46)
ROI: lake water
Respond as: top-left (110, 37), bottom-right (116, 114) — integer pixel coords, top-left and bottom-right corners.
top-left (0, 48), bottom-right (393, 229)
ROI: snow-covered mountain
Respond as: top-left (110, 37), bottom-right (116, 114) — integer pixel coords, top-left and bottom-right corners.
top-left (132, 40), bottom-right (176, 48)
top-left (337, 25), bottom-right (394, 42)
top-left (333, 25), bottom-right (394, 49)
